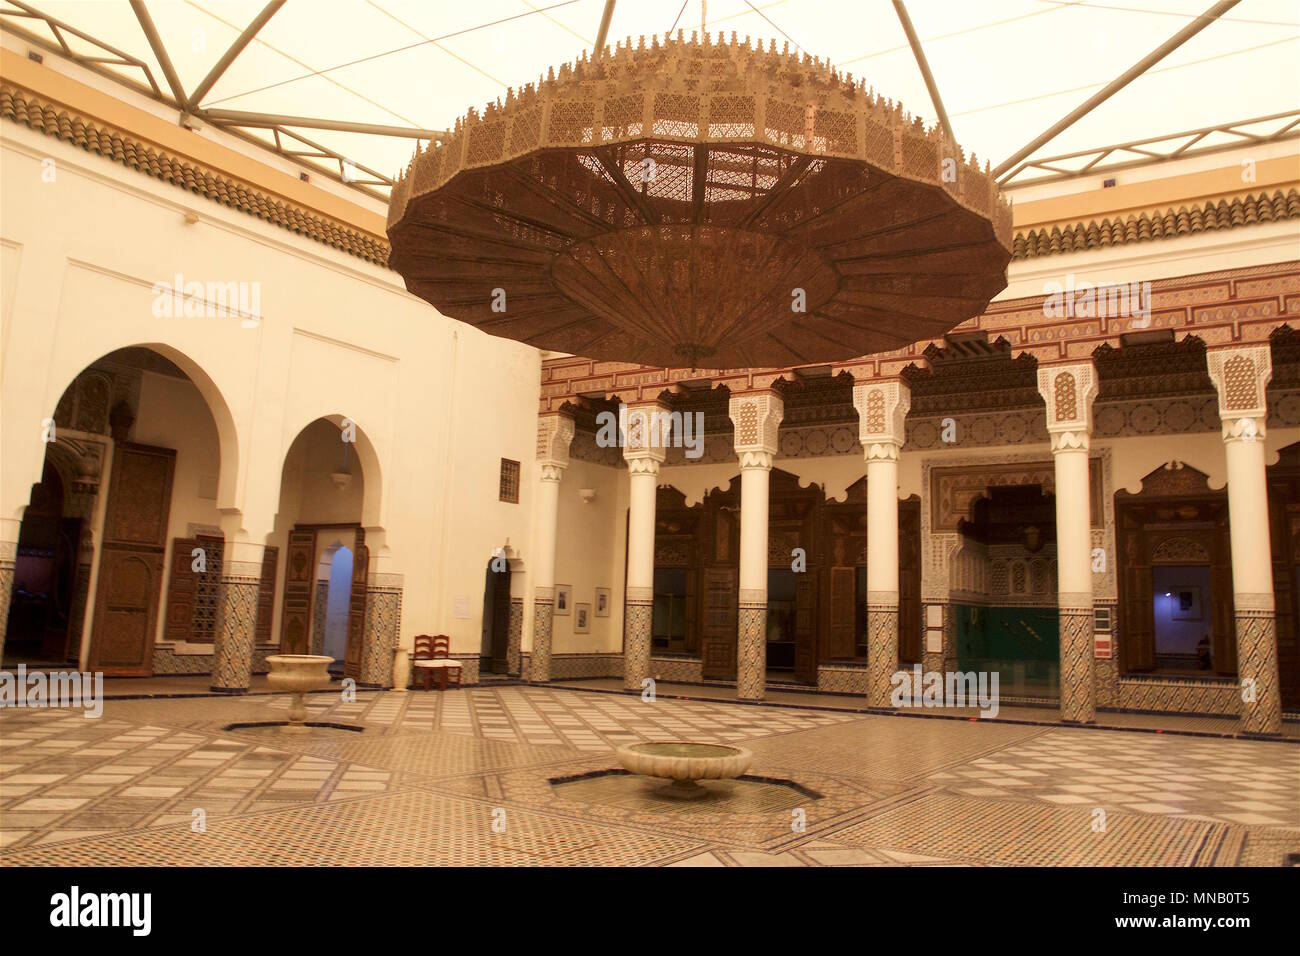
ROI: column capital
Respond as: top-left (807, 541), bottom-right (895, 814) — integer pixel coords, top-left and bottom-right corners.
top-left (1206, 344), bottom-right (1272, 442)
top-left (536, 412), bottom-right (575, 471)
top-left (621, 401), bottom-right (671, 467)
top-left (625, 455), bottom-right (662, 476)
top-left (729, 390), bottom-right (784, 462)
top-left (852, 379), bottom-right (909, 458)
top-left (1036, 360), bottom-right (1098, 452)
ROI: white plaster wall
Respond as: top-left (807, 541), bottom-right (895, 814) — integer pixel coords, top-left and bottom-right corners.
top-left (549, 458), bottom-right (625, 655)
top-left (0, 122), bottom-right (543, 658)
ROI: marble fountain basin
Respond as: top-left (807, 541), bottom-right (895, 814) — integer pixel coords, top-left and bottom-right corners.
top-left (615, 741), bottom-right (754, 799)
top-left (265, 654), bottom-right (334, 731)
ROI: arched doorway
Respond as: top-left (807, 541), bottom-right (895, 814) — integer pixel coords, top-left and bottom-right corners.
top-left (480, 554), bottom-right (511, 675)
top-left (311, 542), bottom-right (353, 667)
top-left (1115, 463), bottom-right (1234, 677)
top-left (2, 462), bottom-right (80, 665)
top-left (1266, 442), bottom-right (1300, 709)
top-left (4, 346), bottom-right (245, 675)
top-left (952, 485), bottom-right (1061, 698)
top-left (273, 417), bottom-right (376, 681)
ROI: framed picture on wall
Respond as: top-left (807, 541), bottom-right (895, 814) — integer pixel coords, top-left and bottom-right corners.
top-left (595, 587), bottom-right (611, 617)
top-left (1171, 585), bottom-right (1202, 621)
top-left (574, 603), bottom-right (591, 634)
top-left (554, 585), bottom-right (572, 615)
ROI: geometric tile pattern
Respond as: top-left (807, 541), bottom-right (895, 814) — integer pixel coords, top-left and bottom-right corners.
top-left (531, 602), bottom-right (553, 683)
top-left (927, 729), bottom-right (1300, 828)
top-left (1059, 609), bottom-right (1095, 723)
top-left (209, 575), bottom-right (260, 692)
top-left (0, 555), bottom-right (14, 662)
top-left (865, 604), bottom-right (898, 708)
top-left (3, 686), bottom-right (1296, 867)
top-left (736, 604), bottom-right (766, 701)
top-left (622, 601), bottom-right (652, 691)
top-left (507, 599), bottom-right (523, 676)
top-left (360, 585), bottom-right (400, 688)
top-left (1237, 610), bottom-right (1282, 735)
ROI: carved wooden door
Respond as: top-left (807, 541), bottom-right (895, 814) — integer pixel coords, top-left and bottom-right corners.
top-left (256, 546), bottom-right (278, 644)
top-left (164, 537), bottom-right (199, 644)
top-left (700, 567), bottom-right (737, 680)
top-left (1267, 468), bottom-right (1300, 708)
top-left (89, 443), bottom-right (175, 675)
top-left (344, 541), bottom-right (369, 680)
top-left (898, 501), bottom-right (922, 665)
top-left (489, 568), bottom-right (511, 673)
top-left (684, 568), bottom-right (699, 654)
top-left (279, 530), bottom-right (316, 655)
top-left (1210, 510), bottom-right (1237, 675)
top-left (794, 574), bottom-right (818, 683)
top-left (823, 566), bottom-right (857, 660)
top-left (1118, 520), bottom-right (1155, 672)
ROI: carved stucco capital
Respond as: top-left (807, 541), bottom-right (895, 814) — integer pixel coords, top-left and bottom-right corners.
top-left (536, 412), bottom-right (575, 470)
top-left (621, 401), bottom-right (670, 466)
top-left (1206, 345), bottom-right (1272, 442)
top-left (729, 391), bottom-right (784, 459)
top-left (852, 380), bottom-right (909, 456)
top-left (1036, 361), bottom-right (1098, 449)
top-left (738, 449), bottom-right (775, 471)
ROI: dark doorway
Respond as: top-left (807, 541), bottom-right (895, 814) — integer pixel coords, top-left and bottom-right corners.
top-left (954, 485), bottom-right (1061, 698)
top-left (3, 462), bottom-right (82, 666)
top-left (1116, 464), bottom-right (1234, 677)
top-left (482, 558), bottom-right (511, 674)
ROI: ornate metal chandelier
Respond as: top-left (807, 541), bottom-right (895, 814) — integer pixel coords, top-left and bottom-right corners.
top-left (387, 34), bottom-right (1014, 369)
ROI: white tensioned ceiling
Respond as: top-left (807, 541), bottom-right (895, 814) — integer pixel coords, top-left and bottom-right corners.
top-left (3, 0), bottom-right (1297, 207)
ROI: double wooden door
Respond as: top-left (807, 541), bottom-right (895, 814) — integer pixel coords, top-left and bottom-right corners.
top-left (1116, 499), bottom-right (1235, 674)
top-left (89, 443), bottom-right (175, 675)
top-left (279, 526), bottom-right (368, 679)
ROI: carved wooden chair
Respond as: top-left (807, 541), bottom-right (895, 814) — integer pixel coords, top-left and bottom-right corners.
top-left (411, 634), bottom-right (462, 691)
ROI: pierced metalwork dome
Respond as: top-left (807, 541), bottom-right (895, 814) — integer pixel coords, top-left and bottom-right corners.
top-left (387, 33), bottom-right (1014, 369)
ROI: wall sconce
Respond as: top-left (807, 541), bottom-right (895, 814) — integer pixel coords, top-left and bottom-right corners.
top-left (579, 488), bottom-right (596, 504)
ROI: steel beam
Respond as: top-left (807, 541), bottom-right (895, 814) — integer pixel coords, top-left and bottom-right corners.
top-left (188, 1), bottom-right (286, 109)
top-left (998, 109), bottom-right (1300, 185)
top-left (993, 0), bottom-right (1241, 178)
top-left (129, 1), bottom-right (186, 106)
top-left (592, 0), bottom-right (616, 58)
top-left (891, 0), bottom-right (955, 142)
top-left (202, 109), bottom-right (446, 140)
top-left (1, 1), bottom-right (164, 98)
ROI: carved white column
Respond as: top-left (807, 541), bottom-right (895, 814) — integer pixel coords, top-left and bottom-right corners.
top-left (729, 391), bottom-right (784, 701)
top-left (853, 380), bottom-right (909, 708)
top-left (533, 413), bottom-right (575, 683)
top-left (1037, 362), bottom-right (1099, 724)
top-left (622, 402), bottom-right (668, 692)
top-left (1207, 345), bottom-right (1281, 735)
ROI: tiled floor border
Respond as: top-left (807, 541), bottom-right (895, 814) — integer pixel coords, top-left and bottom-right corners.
top-left (541, 680), bottom-right (1300, 745)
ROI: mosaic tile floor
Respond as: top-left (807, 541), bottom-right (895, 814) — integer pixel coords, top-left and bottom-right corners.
top-left (1, 687), bottom-right (1296, 866)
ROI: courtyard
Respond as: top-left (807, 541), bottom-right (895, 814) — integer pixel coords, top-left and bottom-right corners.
top-left (1, 684), bottom-right (1295, 867)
